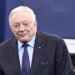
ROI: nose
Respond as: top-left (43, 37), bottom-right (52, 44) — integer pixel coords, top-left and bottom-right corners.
top-left (19, 24), bottom-right (25, 31)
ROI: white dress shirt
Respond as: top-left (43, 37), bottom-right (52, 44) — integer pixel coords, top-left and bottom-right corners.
top-left (17, 35), bottom-right (36, 69)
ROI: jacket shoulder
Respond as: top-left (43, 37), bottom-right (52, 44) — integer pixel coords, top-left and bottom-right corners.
top-left (37, 32), bottom-right (63, 41)
top-left (37, 32), bottom-right (66, 46)
top-left (0, 37), bottom-right (16, 47)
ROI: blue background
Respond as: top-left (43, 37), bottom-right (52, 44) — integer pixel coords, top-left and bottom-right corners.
top-left (0, 0), bottom-right (75, 43)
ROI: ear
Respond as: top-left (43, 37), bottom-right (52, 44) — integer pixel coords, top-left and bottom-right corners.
top-left (9, 25), bottom-right (14, 33)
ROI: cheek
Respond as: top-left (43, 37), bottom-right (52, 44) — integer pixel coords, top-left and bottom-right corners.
top-left (12, 30), bottom-right (18, 36)
top-left (30, 25), bottom-right (37, 32)
top-left (29, 27), bottom-right (35, 34)
top-left (33, 26), bottom-right (37, 33)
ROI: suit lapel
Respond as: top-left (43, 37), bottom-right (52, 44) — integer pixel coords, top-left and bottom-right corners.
top-left (30, 33), bottom-right (47, 75)
top-left (7, 38), bottom-right (22, 75)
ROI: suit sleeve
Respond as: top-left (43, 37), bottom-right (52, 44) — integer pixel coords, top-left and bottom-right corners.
top-left (55, 39), bottom-right (75, 75)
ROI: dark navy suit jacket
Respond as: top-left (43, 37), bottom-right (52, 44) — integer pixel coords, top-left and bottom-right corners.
top-left (0, 32), bottom-right (74, 75)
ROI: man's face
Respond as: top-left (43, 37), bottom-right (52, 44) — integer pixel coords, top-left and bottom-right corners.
top-left (9, 11), bottom-right (37, 42)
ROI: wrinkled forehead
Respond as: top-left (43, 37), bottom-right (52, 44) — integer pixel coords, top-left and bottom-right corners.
top-left (11, 11), bottom-right (34, 23)
top-left (11, 10), bottom-right (33, 18)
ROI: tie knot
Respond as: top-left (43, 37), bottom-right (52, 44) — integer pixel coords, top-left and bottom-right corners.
top-left (22, 43), bottom-right (28, 47)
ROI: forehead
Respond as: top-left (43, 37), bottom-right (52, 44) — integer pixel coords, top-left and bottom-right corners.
top-left (11, 11), bottom-right (33, 23)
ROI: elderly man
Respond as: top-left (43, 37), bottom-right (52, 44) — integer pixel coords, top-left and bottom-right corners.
top-left (0, 6), bottom-right (74, 75)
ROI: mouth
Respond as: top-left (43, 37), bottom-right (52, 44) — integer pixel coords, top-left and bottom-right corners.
top-left (19, 33), bottom-right (28, 37)
top-left (18, 31), bottom-right (28, 37)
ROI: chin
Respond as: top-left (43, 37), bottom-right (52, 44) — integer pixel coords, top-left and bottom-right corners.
top-left (19, 38), bottom-right (28, 42)
top-left (18, 36), bottom-right (31, 42)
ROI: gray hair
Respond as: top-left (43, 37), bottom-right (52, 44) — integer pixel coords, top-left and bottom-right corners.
top-left (9, 6), bottom-right (36, 25)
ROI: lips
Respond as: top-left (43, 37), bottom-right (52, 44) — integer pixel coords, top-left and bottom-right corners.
top-left (18, 31), bottom-right (28, 37)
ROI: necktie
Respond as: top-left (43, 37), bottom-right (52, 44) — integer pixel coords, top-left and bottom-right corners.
top-left (22, 43), bottom-right (30, 75)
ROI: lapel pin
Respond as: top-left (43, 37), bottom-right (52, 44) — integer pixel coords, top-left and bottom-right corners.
top-left (38, 46), bottom-right (41, 49)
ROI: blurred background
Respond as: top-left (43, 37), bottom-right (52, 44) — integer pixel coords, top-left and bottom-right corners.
top-left (0, 0), bottom-right (75, 72)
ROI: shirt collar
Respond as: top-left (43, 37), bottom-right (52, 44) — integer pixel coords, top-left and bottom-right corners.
top-left (17, 35), bottom-right (36, 50)
top-left (27, 35), bottom-right (36, 48)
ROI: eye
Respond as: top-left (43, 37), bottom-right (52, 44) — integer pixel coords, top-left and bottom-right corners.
top-left (13, 23), bottom-right (20, 28)
top-left (23, 23), bottom-right (28, 26)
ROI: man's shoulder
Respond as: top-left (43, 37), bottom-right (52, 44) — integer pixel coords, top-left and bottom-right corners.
top-left (37, 32), bottom-right (63, 40)
top-left (37, 32), bottom-right (66, 47)
top-left (37, 32), bottom-right (65, 44)
top-left (0, 37), bottom-right (16, 47)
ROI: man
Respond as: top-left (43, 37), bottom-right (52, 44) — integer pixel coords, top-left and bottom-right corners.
top-left (0, 6), bottom-right (74, 75)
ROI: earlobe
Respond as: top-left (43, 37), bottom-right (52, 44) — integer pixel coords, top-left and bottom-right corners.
top-left (9, 25), bottom-right (12, 30)
top-left (34, 20), bottom-right (37, 26)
